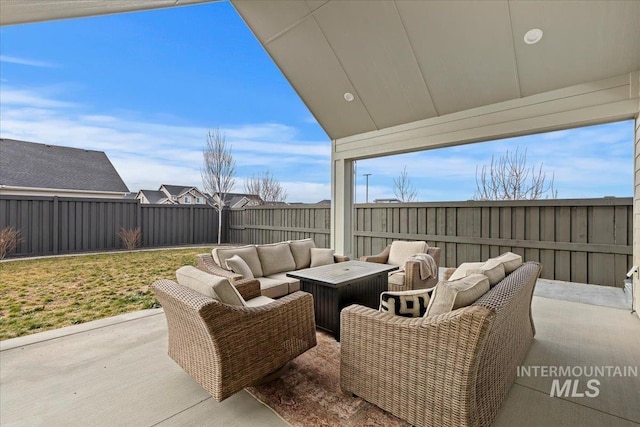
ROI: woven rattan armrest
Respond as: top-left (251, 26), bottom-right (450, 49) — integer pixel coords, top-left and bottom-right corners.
top-left (196, 253), bottom-right (243, 281)
top-left (334, 254), bottom-right (350, 263)
top-left (234, 278), bottom-right (261, 301)
top-left (359, 245), bottom-right (390, 263)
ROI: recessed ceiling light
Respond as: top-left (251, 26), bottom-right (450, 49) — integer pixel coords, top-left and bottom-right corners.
top-left (524, 28), bottom-right (543, 45)
top-left (344, 92), bottom-right (355, 102)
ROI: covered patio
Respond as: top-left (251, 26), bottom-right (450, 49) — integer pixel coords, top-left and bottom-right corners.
top-left (1, 1), bottom-right (639, 426)
top-left (1, 280), bottom-right (638, 426)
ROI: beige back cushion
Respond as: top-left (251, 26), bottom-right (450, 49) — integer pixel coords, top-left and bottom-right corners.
top-left (257, 242), bottom-right (296, 276)
top-left (310, 248), bottom-right (335, 267)
top-left (212, 245), bottom-right (263, 278)
top-left (449, 262), bottom-right (484, 281)
top-left (289, 238), bottom-right (316, 269)
top-left (425, 274), bottom-right (490, 317)
top-left (387, 241), bottom-right (427, 266)
top-left (494, 251), bottom-right (523, 274)
top-left (175, 266), bottom-right (246, 306)
top-left (225, 254), bottom-right (254, 279)
top-left (467, 258), bottom-right (506, 287)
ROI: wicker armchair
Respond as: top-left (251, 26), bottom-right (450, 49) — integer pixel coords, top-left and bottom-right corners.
top-left (151, 278), bottom-right (317, 402)
top-left (360, 241), bottom-right (441, 291)
top-left (340, 261), bottom-right (542, 427)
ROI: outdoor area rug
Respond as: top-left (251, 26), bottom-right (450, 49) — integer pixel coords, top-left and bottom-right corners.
top-left (245, 331), bottom-right (409, 427)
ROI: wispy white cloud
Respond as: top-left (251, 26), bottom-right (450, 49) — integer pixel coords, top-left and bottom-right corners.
top-left (0, 84), bottom-right (632, 203)
top-left (0, 55), bottom-right (57, 68)
top-left (0, 85), bottom-right (333, 201)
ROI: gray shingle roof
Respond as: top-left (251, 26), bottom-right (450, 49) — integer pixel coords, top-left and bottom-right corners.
top-left (160, 185), bottom-right (194, 197)
top-left (0, 139), bottom-right (129, 193)
top-left (138, 190), bottom-right (170, 204)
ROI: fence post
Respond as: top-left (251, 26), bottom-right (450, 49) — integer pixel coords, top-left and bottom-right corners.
top-left (190, 205), bottom-right (195, 244)
top-left (52, 196), bottom-right (59, 255)
top-left (137, 200), bottom-right (143, 248)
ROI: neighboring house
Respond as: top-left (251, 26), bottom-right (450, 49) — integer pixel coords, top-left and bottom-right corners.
top-left (136, 185), bottom-right (209, 205)
top-left (0, 138), bottom-right (129, 198)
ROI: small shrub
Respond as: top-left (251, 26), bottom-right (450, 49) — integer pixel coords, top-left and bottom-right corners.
top-left (117, 227), bottom-right (141, 250)
top-left (0, 226), bottom-right (24, 260)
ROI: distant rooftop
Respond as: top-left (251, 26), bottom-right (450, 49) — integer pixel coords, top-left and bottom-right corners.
top-left (0, 138), bottom-right (129, 193)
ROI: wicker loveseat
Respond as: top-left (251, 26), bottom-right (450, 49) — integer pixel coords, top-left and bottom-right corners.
top-left (152, 274), bottom-right (317, 402)
top-left (340, 261), bottom-right (542, 427)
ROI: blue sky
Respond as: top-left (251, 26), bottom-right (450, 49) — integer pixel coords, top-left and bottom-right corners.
top-left (0, 1), bottom-right (632, 203)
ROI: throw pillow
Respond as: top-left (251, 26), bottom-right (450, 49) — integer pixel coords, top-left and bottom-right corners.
top-left (380, 289), bottom-right (431, 317)
top-left (425, 274), bottom-right (490, 317)
top-left (310, 248), bottom-right (335, 267)
top-left (211, 277), bottom-right (246, 306)
top-left (289, 238), bottom-right (316, 269)
top-left (213, 245), bottom-right (263, 277)
top-left (225, 254), bottom-right (254, 279)
top-left (256, 242), bottom-right (296, 276)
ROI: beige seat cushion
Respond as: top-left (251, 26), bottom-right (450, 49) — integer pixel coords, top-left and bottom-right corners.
top-left (425, 274), bottom-right (490, 317)
top-left (387, 241), bottom-right (427, 266)
top-left (225, 254), bottom-right (254, 279)
top-left (213, 245), bottom-right (263, 278)
top-left (380, 289), bottom-right (431, 317)
top-left (257, 242), bottom-right (296, 276)
top-left (175, 266), bottom-right (246, 306)
top-left (245, 295), bottom-right (275, 307)
top-left (267, 272), bottom-right (301, 293)
top-left (388, 271), bottom-right (406, 287)
top-left (289, 238), bottom-right (316, 269)
top-left (256, 277), bottom-right (290, 298)
top-left (494, 251), bottom-right (523, 274)
top-left (310, 248), bottom-right (335, 267)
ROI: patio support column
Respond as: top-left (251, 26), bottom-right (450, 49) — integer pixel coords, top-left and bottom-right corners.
top-left (331, 153), bottom-right (353, 257)
top-left (634, 89), bottom-right (640, 317)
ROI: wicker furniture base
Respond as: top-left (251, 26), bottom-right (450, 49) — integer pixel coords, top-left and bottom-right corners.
top-left (340, 262), bottom-right (542, 427)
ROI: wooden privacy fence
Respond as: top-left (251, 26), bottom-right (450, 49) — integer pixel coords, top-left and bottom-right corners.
top-left (229, 198), bottom-right (632, 287)
top-left (0, 196), bottom-right (222, 256)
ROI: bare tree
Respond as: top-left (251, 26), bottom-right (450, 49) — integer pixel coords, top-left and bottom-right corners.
top-left (243, 170), bottom-right (288, 204)
top-left (202, 128), bottom-right (236, 244)
top-left (393, 166), bottom-right (418, 202)
top-left (474, 147), bottom-right (557, 200)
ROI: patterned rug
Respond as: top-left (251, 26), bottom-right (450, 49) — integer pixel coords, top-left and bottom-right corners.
top-left (245, 331), bottom-right (410, 427)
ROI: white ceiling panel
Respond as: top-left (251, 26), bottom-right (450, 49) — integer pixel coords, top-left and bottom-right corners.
top-left (313, 1), bottom-right (437, 130)
top-left (265, 16), bottom-right (377, 138)
top-left (396, 0), bottom-right (520, 116)
top-left (232, 0), bottom-right (311, 43)
top-left (510, 0), bottom-right (640, 96)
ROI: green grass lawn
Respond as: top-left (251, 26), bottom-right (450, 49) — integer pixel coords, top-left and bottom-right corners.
top-left (0, 247), bottom-right (211, 340)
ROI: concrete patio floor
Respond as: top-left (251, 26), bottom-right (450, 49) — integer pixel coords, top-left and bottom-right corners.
top-left (1, 282), bottom-right (638, 427)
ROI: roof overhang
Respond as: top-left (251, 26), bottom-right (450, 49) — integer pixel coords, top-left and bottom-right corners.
top-left (0, 0), bottom-right (219, 26)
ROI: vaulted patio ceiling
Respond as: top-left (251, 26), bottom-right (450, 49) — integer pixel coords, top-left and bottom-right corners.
top-left (231, 0), bottom-right (640, 140)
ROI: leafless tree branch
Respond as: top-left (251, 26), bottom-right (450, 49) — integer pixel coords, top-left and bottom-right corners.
top-left (474, 148), bottom-right (557, 200)
top-left (201, 128), bottom-right (236, 244)
top-left (243, 170), bottom-right (288, 205)
top-left (393, 166), bottom-right (418, 202)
